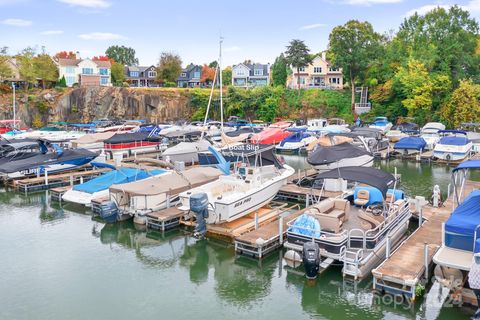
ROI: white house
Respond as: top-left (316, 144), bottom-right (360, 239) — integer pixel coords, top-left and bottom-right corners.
top-left (57, 58), bottom-right (111, 87)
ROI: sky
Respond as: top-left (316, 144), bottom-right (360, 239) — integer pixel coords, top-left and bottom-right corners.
top-left (0, 0), bottom-right (480, 67)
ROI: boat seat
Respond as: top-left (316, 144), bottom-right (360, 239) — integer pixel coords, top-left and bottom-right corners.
top-left (358, 210), bottom-right (385, 230)
top-left (385, 192), bottom-right (395, 203)
top-left (354, 189), bottom-right (370, 207)
top-left (309, 199), bottom-right (350, 233)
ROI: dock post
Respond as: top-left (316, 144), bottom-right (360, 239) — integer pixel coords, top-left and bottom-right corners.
top-left (305, 194), bottom-right (309, 207)
top-left (70, 175), bottom-right (73, 186)
top-left (424, 242), bottom-right (429, 281)
top-left (279, 216), bottom-right (284, 244)
top-left (386, 233), bottom-right (391, 259)
top-left (254, 211), bottom-right (259, 230)
top-left (80, 176), bottom-right (84, 184)
top-left (44, 170), bottom-right (48, 186)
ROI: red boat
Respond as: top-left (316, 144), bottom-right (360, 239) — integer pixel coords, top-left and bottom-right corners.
top-left (0, 119), bottom-right (22, 134)
top-left (250, 122), bottom-right (294, 145)
top-left (104, 132), bottom-right (164, 157)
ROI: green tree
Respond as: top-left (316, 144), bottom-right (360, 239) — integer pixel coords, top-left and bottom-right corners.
top-left (156, 52), bottom-right (182, 83)
top-left (271, 53), bottom-right (288, 87)
top-left (110, 61), bottom-right (125, 85)
top-left (222, 66), bottom-right (232, 86)
top-left (105, 45), bottom-right (139, 66)
top-left (58, 75), bottom-right (67, 87)
top-left (0, 47), bottom-right (13, 80)
top-left (33, 54), bottom-right (58, 89)
top-left (208, 61), bottom-right (218, 68)
top-left (440, 80), bottom-right (480, 128)
top-left (328, 20), bottom-right (383, 107)
top-left (17, 47), bottom-right (37, 87)
top-left (285, 39), bottom-right (313, 94)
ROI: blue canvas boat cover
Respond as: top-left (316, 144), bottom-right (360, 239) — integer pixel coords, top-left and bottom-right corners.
top-left (453, 160), bottom-right (480, 172)
top-left (73, 168), bottom-right (166, 193)
top-left (438, 136), bottom-right (469, 146)
top-left (353, 187), bottom-right (405, 206)
top-left (279, 132), bottom-right (311, 146)
top-left (394, 136), bottom-right (427, 151)
top-left (445, 190), bottom-right (480, 251)
top-left (288, 213), bottom-right (321, 238)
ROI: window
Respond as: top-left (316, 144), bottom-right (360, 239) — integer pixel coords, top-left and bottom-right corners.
top-left (130, 71), bottom-right (139, 77)
top-left (100, 77), bottom-right (108, 85)
top-left (82, 68), bottom-right (93, 75)
top-left (329, 67), bottom-right (339, 72)
top-left (254, 69), bottom-right (263, 76)
top-left (313, 67), bottom-right (322, 73)
top-left (193, 71), bottom-right (200, 79)
top-left (236, 69), bottom-right (245, 76)
top-left (65, 66), bottom-right (75, 74)
top-left (235, 78), bottom-right (246, 86)
top-left (299, 76), bottom-right (306, 84)
top-left (99, 68), bottom-right (108, 76)
top-left (180, 72), bottom-right (186, 77)
top-left (298, 67), bottom-right (305, 72)
top-left (148, 71), bottom-right (156, 78)
top-left (66, 76), bottom-right (76, 86)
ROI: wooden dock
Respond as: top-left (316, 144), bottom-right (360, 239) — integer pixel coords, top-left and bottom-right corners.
top-left (277, 184), bottom-right (342, 205)
top-left (235, 205), bottom-right (305, 258)
top-left (372, 180), bottom-right (480, 301)
top-left (146, 207), bottom-right (185, 231)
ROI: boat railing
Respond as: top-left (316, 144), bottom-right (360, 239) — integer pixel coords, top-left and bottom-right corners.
top-left (473, 224), bottom-right (480, 252)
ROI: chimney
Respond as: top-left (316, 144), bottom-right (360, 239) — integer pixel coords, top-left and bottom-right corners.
top-left (321, 51), bottom-right (326, 61)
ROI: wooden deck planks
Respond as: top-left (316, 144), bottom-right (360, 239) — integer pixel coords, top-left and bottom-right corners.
top-left (147, 207), bottom-right (183, 221)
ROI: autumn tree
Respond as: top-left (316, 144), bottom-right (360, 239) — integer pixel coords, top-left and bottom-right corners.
top-left (328, 20), bottom-right (383, 107)
top-left (55, 51), bottom-right (77, 59)
top-left (156, 52), bottom-right (182, 83)
top-left (200, 64), bottom-right (216, 84)
top-left (271, 53), bottom-right (288, 87)
top-left (440, 80), bottom-right (480, 128)
top-left (105, 45), bottom-right (138, 65)
top-left (92, 56), bottom-right (110, 61)
top-left (285, 39), bottom-right (313, 94)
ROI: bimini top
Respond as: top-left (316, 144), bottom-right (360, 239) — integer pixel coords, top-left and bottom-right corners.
top-left (307, 142), bottom-right (370, 166)
top-left (438, 130), bottom-right (467, 135)
top-left (437, 136), bottom-right (469, 146)
top-left (315, 166), bottom-right (395, 196)
top-left (222, 143), bottom-right (283, 168)
top-left (394, 136), bottom-right (427, 151)
top-left (344, 127), bottom-right (383, 139)
top-left (73, 168), bottom-right (166, 194)
top-left (445, 190), bottom-right (480, 252)
top-left (453, 160), bottom-right (480, 172)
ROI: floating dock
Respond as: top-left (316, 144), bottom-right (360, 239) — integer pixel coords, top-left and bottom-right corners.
top-left (372, 180), bottom-right (480, 301)
top-left (277, 184), bottom-right (342, 205)
top-left (146, 207), bottom-right (185, 231)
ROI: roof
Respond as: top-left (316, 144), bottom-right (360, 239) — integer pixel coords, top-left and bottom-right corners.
top-left (233, 62), bottom-right (270, 76)
top-left (57, 58), bottom-right (82, 66)
top-left (93, 60), bottom-right (111, 68)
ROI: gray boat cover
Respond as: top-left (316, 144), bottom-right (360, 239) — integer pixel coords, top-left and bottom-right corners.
top-left (307, 142), bottom-right (371, 165)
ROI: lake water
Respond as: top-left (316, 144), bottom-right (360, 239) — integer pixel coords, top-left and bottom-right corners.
top-left (0, 158), bottom-right (476, 320)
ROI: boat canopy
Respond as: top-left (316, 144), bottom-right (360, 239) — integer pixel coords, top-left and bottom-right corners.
top-left (315, 166), bottom-right (395, 197)
top-left (437, 136), bottom-right (469, 146)
top-left (307, 142), bottom-right (370, 166)
top-left (222, 143), bottom-right (284, 168)
top-left (74, 168), bottom-right (165, 194)
top-left (439, 130), bottom-right (468, 135)
top-left (445, 190), bottom-right (480, 252)
top-left (453, 160), bottom-right (480, 172)
top-left (285, 127), bottom-right (307, 133)
top-left (279, 132), bottom-right (312, 145)
top-left (104, 132), bottom-right (161, 144)
top-left (394, 136), bottom-right (427, 151)
top-left (348, 127), bottom-right (383, 139)
top-left (109, 167), bottom-right (222, 196)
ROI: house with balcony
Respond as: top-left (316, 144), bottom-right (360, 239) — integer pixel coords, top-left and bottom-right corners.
top-left (232, 63), bottom-right (269, 88)
top-left (177, 64), bottom-right (202, 88)
top-left (57, 58), bottom-right (111, 87)
top-left (287, 52), bottom-right (343, 90)
top-left (124, 65), bottom-right (157, 87)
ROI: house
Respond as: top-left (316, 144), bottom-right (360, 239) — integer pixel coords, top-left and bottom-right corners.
top-left (232, 63), bottom-right (270, 88)
top-left (177, 64), bottom-right (202, 88)
top-left (57, 58), bottom-right (112, 87)
top-left (124, 65), bottom-right (158, 87)
top-left (287, 52), bottom-right (343, 90)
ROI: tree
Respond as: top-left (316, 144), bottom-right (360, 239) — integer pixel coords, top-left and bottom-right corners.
top-left (0, 47), bottom-right (13, 80)
top-left (200, 64), bottom-right (216, 84)
top-left (110, 61), bottom-right (125, 85)
top-left (17, 47), bottom-right (37, 87)
top-left (271, 53), bottom-right (288, 87)
top-left (328, 20), bottom-right (383, 108)
top-left (156, 52), bottom-right (182, 83)
top-left (33, 54), bottom-right (58, 89)
top-left (58, 75), bottom-right (67, 87)
top-left (92, 56), bottom-right (110, 61)
top-left (208, 61), bottom-right (218, 68)
top-left (285, 39), bottom-right (313, 94)
top-left (105, 45), bottom-right (138, 65)
top-left (55, 51), bottom-right (77, 59)
top-left (440, 80), bottom-right (480, 128)
top-left (222, 66), bottom-right (232, 86)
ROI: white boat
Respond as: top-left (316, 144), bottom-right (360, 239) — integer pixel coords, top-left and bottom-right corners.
top-left (369, 117), bottom-right (392, 133)
top-left (433, 130), bottom-right (473, 161)
top-left (420, 122), bottom-right (445, 150)
top-left (307, 142), bottom-right (373, 172)
top-left (161, 140), bottom-right (211, 164)
top-left (275, 128), bottom-right (317, 153)
top-left (179, 145), bottom-right (294, 224)
top-left (307, 118), bottom-right (328, 131)
top-left (284, 166), bottom-right (411, 279)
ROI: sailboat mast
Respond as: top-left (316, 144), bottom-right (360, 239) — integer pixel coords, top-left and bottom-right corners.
top-left (219, 37), bottom-right (224, 129)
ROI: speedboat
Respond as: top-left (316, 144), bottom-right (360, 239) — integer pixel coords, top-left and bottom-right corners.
top-left (104, 132), bottom-right (166, 158)
top-left (460, 122), bottom-right (480, 152)
top-left (350, 127), bottom-right (389, 152)
top-left (369, 117), bottom-right (392, 133)
top-left (0, 140), bottom-right (41, 165)
top-left (275, 128), bottom-right (317, 153)
top-left (393, 136), bottom-right (427, 156)
top-left (95, 120), bottom-right (141, 133)
top-left (62, 165), bottom-right (167, 206)
top-left (0, 143), bottom-right (97, 179)
top-left (3, 126), bottom-right (85, 143)
top-left (178, 145), bottom-right (295, 224)
top-left (386, 122), bottom-right (419, 142)
top-left (420, 122), bottom-right (445, 150)
top-left (284, 166), bottom-right (411, 279)
top-left (250, 121), bottom-right (294, 145)
top-left (307, 142), bottom-right (373, 172)
top-left (307, 119), bottom-right (328, 131)
top-left (108, 166), bottom-right (223, 224)
top-left (161, 139), bottom-right (211, 164)
top-left (433, 130), bottom-right (472, 162)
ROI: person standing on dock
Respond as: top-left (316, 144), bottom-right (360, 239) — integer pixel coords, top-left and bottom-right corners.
top-left (468, 253), bottom-right (480, 319)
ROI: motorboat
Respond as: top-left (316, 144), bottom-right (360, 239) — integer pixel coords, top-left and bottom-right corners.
top-left (328, 118), bottom-right (348, 128)
top-left (62, 165), bottom-right (167, 206)
top-left (420, 122), bottom-right (445, 150)
top-left (386, 122), bottom-right (419, 143)
top-left (0, 119), bottom-right (22, 134)
top-left (393, 136), bottom-right (427, 156)
top-left (433, 130), bottom-right (472, 162)
top-left (178, 145), bottom-right (295, 224)
top-left (307, 119), bottom-right (328, 131)
top-left (460, 122), bottom-right (480, 152)
top-left (250, 127), bottom-right (292, 145)
top-left (2, 126), bottom-right (85, 143)
top-left (108, 166), bottom-right (223, 224)
top-left (275, 128), bottom-right (318, 153)
top-left (104, 132), bottom-right (166, 158)
top-left (307, 142), bottom-right (374, 172)
top-left (198, 143), bottom-right (276, 166)
top-left (369, 117), bottom-right (392, 133)
top-left (0, 144), bottom-right (97, 178)
top-left (220, 127), bottom-right (263, 145)
top-left (159, 123), bottom-right (202, 140)
top-left (95, 120), bottom-right (141, 133)
top-left (161, 139), bottom-right (211, 164)
top-left (350, 127), bottom-right (389, 152)
top-left (284, 166), bottom-right (411, 279)
top-left (71, 132), bottom-right (116, 152)
top-left (0, 140), bottom-right (41, 165)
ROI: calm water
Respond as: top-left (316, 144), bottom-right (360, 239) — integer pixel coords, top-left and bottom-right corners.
top-left (0, 158), bottom-right (475, 320)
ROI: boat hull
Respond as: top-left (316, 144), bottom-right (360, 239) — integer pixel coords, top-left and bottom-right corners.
top-left (311, 154), bottom-right (374, 172)
top-left (433, 143), bottom-right (473, 161)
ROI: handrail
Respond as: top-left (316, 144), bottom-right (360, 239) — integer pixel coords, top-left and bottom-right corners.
top-left (473, 224), bottom-right (480, 253)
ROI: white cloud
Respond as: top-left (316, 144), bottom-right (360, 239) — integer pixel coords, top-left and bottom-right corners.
top-left (299, 23), bottom-right (326, 30)
top-left (40, 30), bottom-right (64, 35)
top-left (224, 46), bottom-right (240, 52)
top-left (1, 18), bottom-right (32, 26)
top-left (78, 32), bottom-right (126, 40)
top-left (57, 0), bottom-right (110, 8)
top-left (342, 0), bottom-right (402, 5)
top-left (406, 1), bottom-right (480, 17)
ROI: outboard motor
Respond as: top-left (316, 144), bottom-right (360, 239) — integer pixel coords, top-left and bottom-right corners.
top-left (190, 193), bottom-right (209, 238)
top-left (303, 242), bottom-right (320, 280)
